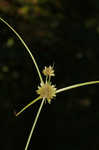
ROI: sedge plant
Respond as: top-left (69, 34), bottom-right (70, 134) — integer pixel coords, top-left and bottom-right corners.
top-left (0, 17), bottom-right (99, 150)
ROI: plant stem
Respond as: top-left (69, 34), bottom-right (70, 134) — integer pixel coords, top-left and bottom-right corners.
top-left (56, 80), bottom-right (99, 94)
top-left (0, 17), bottom-right (43, 83)
top-left (25, 98), bottom-right (45, 150)
top-left (16, 96), bottom-right (41, 117)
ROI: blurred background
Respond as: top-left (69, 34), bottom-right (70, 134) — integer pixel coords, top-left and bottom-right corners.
top-left (0, 0), bottom-right (99, 149)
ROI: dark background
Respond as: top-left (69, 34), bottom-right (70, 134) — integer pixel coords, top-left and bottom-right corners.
top-left (0, 0), bottom-right (99, 149)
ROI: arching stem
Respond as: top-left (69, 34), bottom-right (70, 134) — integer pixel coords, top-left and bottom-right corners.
top-left (0, 17), bottom-right (43, 83)
top-left (56, 80), bottom-right (99, 94)
top-left (16, 96), bottom-right (41, 117)
top-left (25, 98), bottom-right (45, 150)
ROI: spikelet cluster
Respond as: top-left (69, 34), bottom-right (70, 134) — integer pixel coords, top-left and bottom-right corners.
top-left (37, 66), bottom-right (56, 103)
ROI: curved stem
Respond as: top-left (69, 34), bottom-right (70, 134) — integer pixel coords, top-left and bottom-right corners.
top-left (16, 96), bottom-right (41, 117)
top-left (25, 98), bottom-right (45, 150)
top-left (0, 17), bottom-right (43, 83)
top-left (56, 80), bottom-right (99, 94)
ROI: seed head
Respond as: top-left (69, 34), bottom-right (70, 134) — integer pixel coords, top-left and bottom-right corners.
top-left (36, 82), bottom-right (56, 103)
top-left (42, 66), bottom-right (55, 77)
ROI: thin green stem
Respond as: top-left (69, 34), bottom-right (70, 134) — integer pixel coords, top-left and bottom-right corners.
top-left (25, 98), bottom-right (45, 150)
top-left (56, 80), bottom-right (99, 94)
top-left (0, 17), bottom-right (43, 83)
top-left (45, 76), bottom-right (48, 83)
top-left (16, 96), bottom-right (41, 117)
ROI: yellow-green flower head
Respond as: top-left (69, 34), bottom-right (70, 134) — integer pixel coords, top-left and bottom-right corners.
top-left (36, 82), bottom-right (56, 103)
top-left (42, 66), bottom-right (55, 77)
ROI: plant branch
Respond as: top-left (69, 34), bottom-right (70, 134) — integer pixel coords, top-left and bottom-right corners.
top-left (0, 17), bottom-right (43, 83)
top-left (16, 96), bottom-right (41, 117)
top-left (25, 98), bottom-right (45, 150)
top-left (56, 80), bottom-right (99, 94)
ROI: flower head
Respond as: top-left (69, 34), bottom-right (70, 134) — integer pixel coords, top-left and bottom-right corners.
top-left (42, 66), bottom-right (55, 77)
top-left (36, 82), bottom-right (56, 103)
